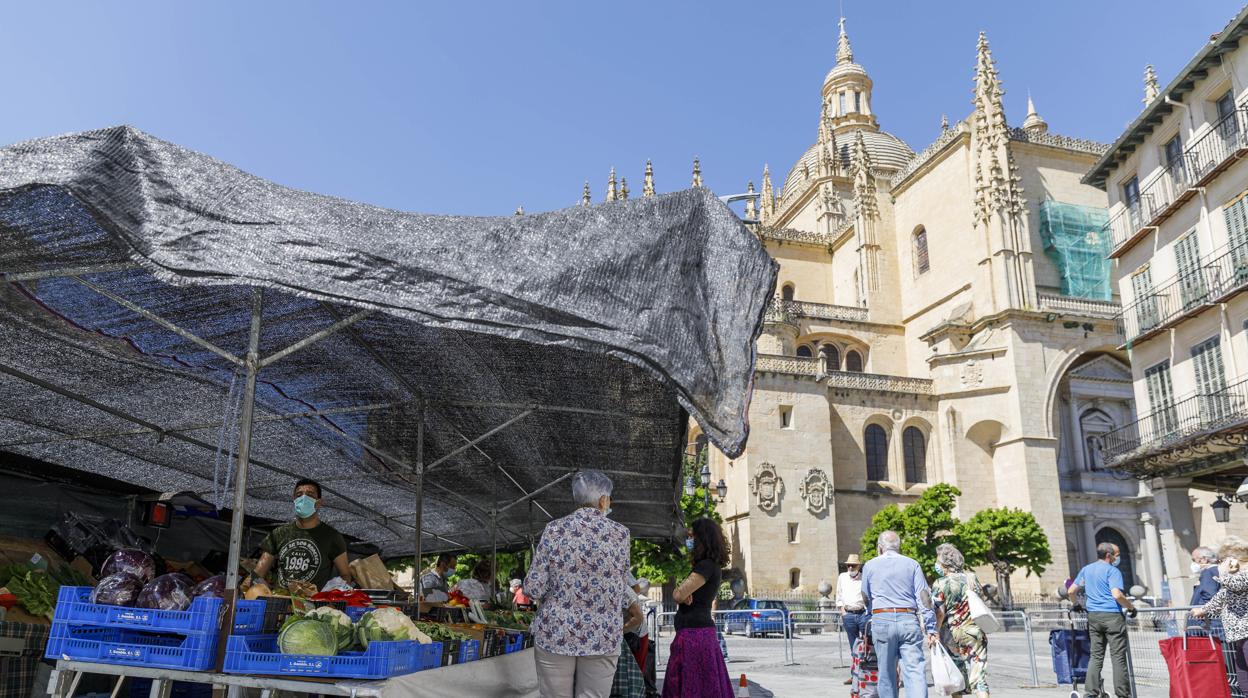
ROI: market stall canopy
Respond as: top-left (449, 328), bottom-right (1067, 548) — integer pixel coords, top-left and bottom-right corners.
top-left (0, 126), bottom-right (776, 555)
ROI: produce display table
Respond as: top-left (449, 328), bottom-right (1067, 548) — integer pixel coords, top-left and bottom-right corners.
top-left (49, 649), bottom-right (538, 698)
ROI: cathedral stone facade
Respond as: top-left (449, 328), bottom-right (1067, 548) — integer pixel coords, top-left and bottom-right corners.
top-left (591, 22), bottom-right (1210, 598)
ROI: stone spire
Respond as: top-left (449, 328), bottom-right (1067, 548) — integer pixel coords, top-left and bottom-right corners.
top-left (836, 17), bottom-right (853, 65)
top-left (643, 160), bottom-right (656, 198)
top-left (850, 131), bottom-right (878, 220)
top-left (941, 114), bottom-right (949, 131)
top-left (745, 181), bottom-right (757, 220)
top-left (760, 164), bottom-right (775, 224)
top-left (514, 205), bottom-right (524, 216)
top-left (971, 32), bottom-right (1024, 224)
top-left (1143, 64), bottom-right (1160, 105)
top-left (1022, 93), bottom-right (1048, 136)
top-left (581, 181), bottom-right (591, 207)
top-left (619, 177), bottom-right (630, 200)
top-left (606, 167), bottom-right (618, 202)
top-left (818, 103), bottom-right (840, 176)
top-left (691, 157), bottom-right (703, 187)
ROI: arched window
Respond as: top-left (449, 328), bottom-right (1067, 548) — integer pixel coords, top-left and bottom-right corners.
top-left (903, 427), bottom-right (927, 484)
top-left (846, 350), bottom-right (863, 372)
top-left (865, 424), bottom-right (888, 481)
top-left (796, 345), bottom-right (813, 358)
top-left (914, 227), bottom-right (930, 275)
top-left (820, 345), bottom-right (840, 372)
top-left (781, 284), bottom-right (795, 301)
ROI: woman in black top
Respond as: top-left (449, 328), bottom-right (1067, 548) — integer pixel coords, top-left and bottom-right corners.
top-left (663, 517), bottom-right (733, 697)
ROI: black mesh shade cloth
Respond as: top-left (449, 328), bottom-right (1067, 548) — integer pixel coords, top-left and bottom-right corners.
top-left (0, 126), bottom-right (776, 554)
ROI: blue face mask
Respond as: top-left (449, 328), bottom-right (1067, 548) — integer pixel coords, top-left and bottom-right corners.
top-left (685, 538), bottom-right (695, 551)
top-left (933, 563), bottom-right (944, 577)
top-left (294, 494), bottom-right (317, 519)
top-left (1111, 556), bottom-right (1121, 568)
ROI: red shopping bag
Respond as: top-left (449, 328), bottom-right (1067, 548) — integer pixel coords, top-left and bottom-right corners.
top-left (1159, 634), bottom-right (1232, 698)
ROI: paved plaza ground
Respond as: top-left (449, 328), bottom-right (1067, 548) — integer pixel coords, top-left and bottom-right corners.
top-left (654, 630), bottom-right (1170, 698)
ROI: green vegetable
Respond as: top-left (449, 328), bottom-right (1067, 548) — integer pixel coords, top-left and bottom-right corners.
top-left (414, 621), bottom-right (471, 643)
top-left (277, 618), bottom-right (338, 656)
top-left (8, 570), bottom-right (56, 620)
top-left (356, 607), bottom-right (429, 647)
top-left (305, 606), bottom-right (355, 651)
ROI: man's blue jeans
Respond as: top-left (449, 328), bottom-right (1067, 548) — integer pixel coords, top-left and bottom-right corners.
top-left (843, 610), bottom-right (866, 649)
top-left (870, 611), bottom-right (927, 698)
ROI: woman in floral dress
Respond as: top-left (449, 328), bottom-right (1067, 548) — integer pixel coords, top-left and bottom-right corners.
top-left (932, 543), bottom-right (989, 698)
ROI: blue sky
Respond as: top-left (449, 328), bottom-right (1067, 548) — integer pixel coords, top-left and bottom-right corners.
top-left (1, 1), bottom-right (1242, 215)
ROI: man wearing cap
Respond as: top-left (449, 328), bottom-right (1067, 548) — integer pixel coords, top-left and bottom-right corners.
top-left (836, 553), bottom-right (867, 684)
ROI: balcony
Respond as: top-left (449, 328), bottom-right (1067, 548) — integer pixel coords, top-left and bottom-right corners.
top-left (754, 353), bottom-right (933, 395)
top-left (1036, 293), bottom-right (1121, 320)
top-left (1106, 107), bottom-right (1248, 258)
top-left (1118, 243), bottom-right (1248, 343)
top-left (764, 298), bottom-right (868, 325)
top-left (1102, 375), bottom-right (1248, 472)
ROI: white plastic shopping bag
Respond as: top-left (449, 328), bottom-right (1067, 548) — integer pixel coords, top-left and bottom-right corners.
top-left (930, 643), bottom-right (965, 695)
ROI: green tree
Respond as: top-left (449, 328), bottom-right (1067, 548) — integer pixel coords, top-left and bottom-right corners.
top-left (956, 508), bottom-right (1052, 609)
top-left (630, 451), bottom-right (722, 586)
top-left (859, 483), bottom-right (962, 574)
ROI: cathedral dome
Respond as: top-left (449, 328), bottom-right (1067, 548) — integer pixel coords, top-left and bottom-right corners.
top-left (779, 128), bottom-right (914, 201)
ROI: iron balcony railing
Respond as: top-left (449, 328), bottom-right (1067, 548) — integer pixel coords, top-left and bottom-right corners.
top-left (1106, 107), bottom-right (1248, 255)
top-left (1102, 374), bottom-right (1248, 464)
top-left (1118, 242), bottom-right (1248, 343)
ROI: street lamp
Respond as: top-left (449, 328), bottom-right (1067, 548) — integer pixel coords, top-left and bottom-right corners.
top-left (716, 479), bottom-right (727, 502)
top-left (700, 463), bottom-right (711, 508)
top-left (684, 476), bottom-right (696, 498)
top-left (1213, 495), bottom-right (1233, 523)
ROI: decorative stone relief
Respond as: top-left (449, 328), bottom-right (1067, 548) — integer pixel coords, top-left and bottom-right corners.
top-left (751, 462), bottom-right (784, 512)
top-left (799, 468), bottom-right (831, 514)
top-left (961, 359), bottom-right (983, 389)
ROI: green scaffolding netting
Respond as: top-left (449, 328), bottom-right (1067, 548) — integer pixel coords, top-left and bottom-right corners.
top-left (1040, 200), bottom-right (1112, 301)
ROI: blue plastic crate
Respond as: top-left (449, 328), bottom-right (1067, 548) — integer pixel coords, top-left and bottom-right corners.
top-left (344, 605), bottom-right (371, 622)
top-left (232, 598), bottom-right (294, 635)
top-left (223, 634), bottom-right (441, 679)
top-left (44, 625), bottom-right (216, 671)
top-left (53, 587), bottom-right (223, 635)
top-left (502, 631), bottom-right (524, 654)
top-left (458, 639), bottom-right (480, 663)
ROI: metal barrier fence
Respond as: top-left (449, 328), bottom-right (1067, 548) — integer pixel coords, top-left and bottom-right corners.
top-left (651, 608), bottom-right (797, 668)
top-left (646, 603), bottom-right (1207, 696)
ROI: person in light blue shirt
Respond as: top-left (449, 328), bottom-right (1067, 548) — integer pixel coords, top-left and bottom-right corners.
top-left (1068, 542), bottom-right (1137, 698)
top-left (861, 530), bottom-right (937, 698)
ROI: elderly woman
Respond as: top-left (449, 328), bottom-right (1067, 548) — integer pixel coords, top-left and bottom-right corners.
top-left (932, 543), bottom-right (989, 698)
top-left (525, 471), bottom-right (642, 698)
top-left (1194, 536), bottom-right (1248, 694)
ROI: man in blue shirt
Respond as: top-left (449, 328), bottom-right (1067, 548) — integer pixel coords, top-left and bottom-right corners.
top-left (1068, 542), bottom-right (1138, 698)
top-left (861, 530), bottom-right (937, 698)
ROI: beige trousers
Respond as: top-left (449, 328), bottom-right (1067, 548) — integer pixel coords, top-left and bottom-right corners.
top-left (534, 646), bottom-right (620, 698)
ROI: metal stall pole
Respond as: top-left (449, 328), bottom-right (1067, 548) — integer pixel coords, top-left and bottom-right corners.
top-left (220, 289), bottom-right (264, 668)
top-left (413, 400), bottom-right (425, 600)
top-left (1022, 611), bottom-right (1039, 687)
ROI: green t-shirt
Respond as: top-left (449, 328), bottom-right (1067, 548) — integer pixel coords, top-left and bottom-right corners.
top-left (261, 520), bottom-right (347, 589)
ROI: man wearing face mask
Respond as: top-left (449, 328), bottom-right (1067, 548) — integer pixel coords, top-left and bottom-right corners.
top-left (252, 478), bottom-right (353, 591)
top-left (1068, 542), bottom-right (1136, 698)
top-left (836, 554), bottom-right (867, 684)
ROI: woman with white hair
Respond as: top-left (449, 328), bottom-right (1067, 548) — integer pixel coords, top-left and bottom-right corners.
top-left (1194, 536), bottom-right (1248, 694)
top-left (932, 543), bottom-right (989, 698)
top-left (525, 470), bottom-right (642, 698)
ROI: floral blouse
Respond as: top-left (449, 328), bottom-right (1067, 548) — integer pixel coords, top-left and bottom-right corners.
top-left (524, 507), bottom-right (633, 656)
top-left (1204, 570), bottom-right (1248, 642)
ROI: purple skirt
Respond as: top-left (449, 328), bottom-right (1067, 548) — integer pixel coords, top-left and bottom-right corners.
top-left (662, 627), bottom-right (734, 698)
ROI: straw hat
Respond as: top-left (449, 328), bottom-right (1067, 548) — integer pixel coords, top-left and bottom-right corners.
top-left (844, 554), bottom-right (862, 565)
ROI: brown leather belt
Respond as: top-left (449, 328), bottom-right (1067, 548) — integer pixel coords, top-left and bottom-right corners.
top-left (872, 608), bottom-right (916, 614)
